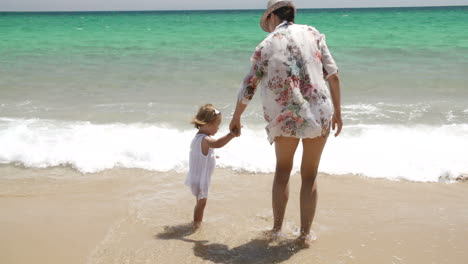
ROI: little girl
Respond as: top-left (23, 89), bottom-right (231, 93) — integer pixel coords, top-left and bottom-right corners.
top-left (185, 104), bottom-right (236, 230)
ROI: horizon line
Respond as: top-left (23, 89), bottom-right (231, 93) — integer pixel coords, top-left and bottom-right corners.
top-left (0, 4), bottom-right (467, 13)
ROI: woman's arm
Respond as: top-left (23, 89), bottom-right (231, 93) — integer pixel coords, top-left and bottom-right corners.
top-left (328, 73), bottom-right (342, 137)
top-left (229, 101), bottom-right (247, 137)
top-left (318, 33), bottom-right (342, 136)
top-left (230, 44), bottom-right (266, 137)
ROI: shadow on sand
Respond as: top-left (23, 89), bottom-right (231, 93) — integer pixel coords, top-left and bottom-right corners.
top-left (155, 223), bottom-right (196, 240)
top-left (156, 224), bottom-right (303, 264)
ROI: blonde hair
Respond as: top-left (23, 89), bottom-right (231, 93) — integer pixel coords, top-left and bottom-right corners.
top-left (191, 104), bottom-right (221, 129)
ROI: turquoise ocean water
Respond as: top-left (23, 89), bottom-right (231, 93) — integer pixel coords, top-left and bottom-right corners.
top-left (0, 6), bottom-right (467, 181)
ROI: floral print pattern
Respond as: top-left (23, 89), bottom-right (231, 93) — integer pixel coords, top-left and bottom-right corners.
top-left (238, 22), bottom-right (339, 144)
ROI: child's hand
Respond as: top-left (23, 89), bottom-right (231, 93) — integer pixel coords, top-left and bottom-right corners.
top-left (229, 119), bottom-right (242, 137)
top-left (230, 127), bottom-right (242, 137)
top-left (229, 129), bottom-right (238, 137)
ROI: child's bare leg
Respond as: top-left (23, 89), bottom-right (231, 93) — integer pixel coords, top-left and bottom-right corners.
top-left (193, 198), bottom-right (207, 229)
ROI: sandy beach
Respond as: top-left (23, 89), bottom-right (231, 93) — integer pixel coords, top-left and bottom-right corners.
top-left (2, 5), bottom-right (468, 264)
top-left (0, 165), bottom-right (467, 264)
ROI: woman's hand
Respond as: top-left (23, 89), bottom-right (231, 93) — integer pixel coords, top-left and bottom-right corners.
top-left (327, 73), bottom-right (342, 137)
top-left (230, 117), bottom-right (242, 137)
top-left (332, 112), bottom-right (342, 137)
top-left (230, 101), bottom-right (247, 137)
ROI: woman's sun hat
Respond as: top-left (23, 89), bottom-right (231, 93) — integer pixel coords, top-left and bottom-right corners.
top-left (260, 0), bottom-right (296, 32)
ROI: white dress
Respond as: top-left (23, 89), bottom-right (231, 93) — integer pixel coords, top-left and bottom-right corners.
top-left (238, 21), bottom-right (339, 144)
top-left (185, 133), bottom-right (216, 200)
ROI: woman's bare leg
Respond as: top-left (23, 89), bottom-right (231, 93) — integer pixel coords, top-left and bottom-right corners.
top-left (299, 136), bottom-right (327, 247)
top-left (272, 136), bottom-right (300, 232)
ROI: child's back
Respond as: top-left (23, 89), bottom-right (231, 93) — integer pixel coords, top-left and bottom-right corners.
top-left (185, 133), bottom-right (216, 200)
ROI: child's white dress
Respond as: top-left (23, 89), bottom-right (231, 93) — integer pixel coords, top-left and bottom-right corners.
top-left (185, 133), bottom-right (216, 200)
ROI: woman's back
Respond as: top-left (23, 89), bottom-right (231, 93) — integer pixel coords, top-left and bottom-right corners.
top-left (249, 21), bottom-right (338, 143)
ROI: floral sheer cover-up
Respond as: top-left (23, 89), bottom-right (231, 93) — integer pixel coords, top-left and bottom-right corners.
top-left (238, 21), bottom-right (339, 144)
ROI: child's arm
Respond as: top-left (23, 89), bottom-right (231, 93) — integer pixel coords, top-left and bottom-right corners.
top-left (202, 132), bottom-right (236, 150)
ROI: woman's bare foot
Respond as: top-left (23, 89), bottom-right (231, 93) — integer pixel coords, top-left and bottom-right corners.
top-left (263, 228), bottom-right (286, 242)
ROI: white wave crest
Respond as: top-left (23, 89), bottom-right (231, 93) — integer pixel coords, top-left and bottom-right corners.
top-left (0, 118), bottom-right (467, 182)
top-left (0, 118), bottom-right (192, 173)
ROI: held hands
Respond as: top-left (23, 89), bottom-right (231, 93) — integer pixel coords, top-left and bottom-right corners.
top-left (229, 117), bottom-right (242, 137)
top-left (332, 112), bottom-right (343, 137)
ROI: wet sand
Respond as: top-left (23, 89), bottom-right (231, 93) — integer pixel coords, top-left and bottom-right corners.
top-left (1, 166), bottom-right (467, 264)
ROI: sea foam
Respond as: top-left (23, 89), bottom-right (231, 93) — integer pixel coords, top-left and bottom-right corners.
top-left (0, 118), bottom-right (467, 182)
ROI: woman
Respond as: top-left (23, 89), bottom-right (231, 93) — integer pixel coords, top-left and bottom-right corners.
top-left (229, 0), bottom-right (342, 247)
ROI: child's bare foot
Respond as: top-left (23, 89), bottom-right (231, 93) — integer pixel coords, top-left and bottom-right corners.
top-left (295, 232), bottom-right (317, 248)
top-left (193, 221), bottom-right (202, 231)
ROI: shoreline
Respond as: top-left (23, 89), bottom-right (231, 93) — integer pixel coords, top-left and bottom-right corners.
top-left (1, 166), bottom-right (467, 263)
top-left (1, 5), bottom-right (466, 14)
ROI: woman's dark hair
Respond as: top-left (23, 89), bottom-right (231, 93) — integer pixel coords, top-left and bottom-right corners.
top-left (272, 6), bottom-right (295, 22)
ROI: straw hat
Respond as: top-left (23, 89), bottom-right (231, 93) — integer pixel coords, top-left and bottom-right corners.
top-left (260, 0), bottom-right (296, 32)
